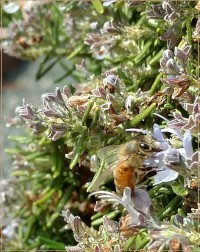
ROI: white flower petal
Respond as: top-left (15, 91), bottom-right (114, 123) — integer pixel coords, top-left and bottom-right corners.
top-left (183, 131), bottom-right (193, 158)
top-left (3, 2), bottom-right (20, 14)
top-left (161, 127), bottom-right (183, 140)
top-left (153, 124), bottom-right (170, 150)
top-left (153, 168), bottom-right (179, 185)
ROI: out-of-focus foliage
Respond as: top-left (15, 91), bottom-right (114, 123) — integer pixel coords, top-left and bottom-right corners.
top-left (2, 0), bottom-right (200, 251)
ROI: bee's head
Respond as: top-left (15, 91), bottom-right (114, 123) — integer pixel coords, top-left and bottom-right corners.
top-left (120, 134), bottom-right (162, 158)
top-left (122, 141), bottom-right (138, 156)
top-left (136, 134), bottom-right (162, 157)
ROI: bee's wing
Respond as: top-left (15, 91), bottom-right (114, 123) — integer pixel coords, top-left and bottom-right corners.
top-left (97, 145), bottom-right (120, 169)
top-left (87, 145), bottom-right (120, 192)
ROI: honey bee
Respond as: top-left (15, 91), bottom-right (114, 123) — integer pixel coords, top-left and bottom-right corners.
top-left (88, 135), bottom-right (161, 193)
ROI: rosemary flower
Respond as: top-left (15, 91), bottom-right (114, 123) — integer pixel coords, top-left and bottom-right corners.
top-left (103, 0), bottom-right (145, 7)
top-left (147, 1), bottom-right (180, 23)
top-left (147, 1), bottom-right (181, 48)
top-left (146, 4), bottom-right (165, 19)
top-left (17, 99), bottom-right (45, 134)
top-left (168, 97), bottom-right (200, 135)
top-left (148, 232), bottom-right (192, 252)
top-left (62, 209), bottom-right (123, 251)
top-left (102, 0), bottom-right (117, 6)
top-left (2, 5), bottom-right (52, 59)
top-left (3, 2), bottom-right (20, 14)
top-left (84, 21), bottom-right (120, 59)
top-left (91, 187), bottom-right (157, 228)
top-left (151, 124), bottom-right (198, 185)
top-left (160, 46), bottom-right (192, 99)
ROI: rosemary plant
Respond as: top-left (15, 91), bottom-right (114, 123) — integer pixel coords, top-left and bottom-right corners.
top-left (2, 1), bottom-right (200, 251)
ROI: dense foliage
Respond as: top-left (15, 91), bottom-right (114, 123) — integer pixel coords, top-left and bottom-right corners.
top-left (2, 1), bottom-right (200, 251)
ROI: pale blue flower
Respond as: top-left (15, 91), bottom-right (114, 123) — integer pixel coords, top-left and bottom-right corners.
top-left (103, 0), bottom-right (117, 7)
top-left (91, 187), bottom-right (157, 228)
top-left (3, 2), bottom-right (20, 14)
top-left (152, 124), bottom-right (195, 184)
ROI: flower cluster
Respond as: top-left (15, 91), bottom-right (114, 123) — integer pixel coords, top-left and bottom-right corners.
top-left (160, 46), bottom-right (192, 99)
top-left (85, 21), bottom-right (121, 59)
top-left (17, 99), bottom-right (45, 134)
top-left (15, 73), bottom-right (156, 144)
top-left (168, 97), bottom-right (200, 135)
top-left (63, 185), bottom-right (200, 251)
top-left (84, 19), bottom-right (153, 60)
top-left (3, 1), bottom-right (199, 251)
top-left (146, 1), bottom-right (180, 23)
top-left (154, 126), bottom-right (197, 183)
top-left (2, 5), bottom-right (52, 59)
top-left (16, 86), bottom-right (87, 141)
top-left (62, 209), bottom-right (123, 251)
top-left (146, 1), bottom-right (182, 48)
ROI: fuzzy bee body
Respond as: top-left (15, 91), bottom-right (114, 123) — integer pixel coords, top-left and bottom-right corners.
top-left (114, 161), bottom-right (136, 192)
top-left (89, 135), bottom-right (161, 193)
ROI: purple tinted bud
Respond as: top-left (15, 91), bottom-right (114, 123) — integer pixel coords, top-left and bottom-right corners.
top-left (163, 49), bottom-right (174, 60)
top-left (163, 148), bottom-right (188, 176)
top-left (166, 58), bottom-right (180, 75)
top-left (48, 123), bottom-right (67, 141)
top-left (90, 22), bottom-right (99, 31)
top-left (173, 214), bottom-right (184, 227)
top-left (103, 216), bottom-right (119, 233)
top-left (164, 147), bottom-right (181, 167)
top-left (63, 86), bottom-right (72, 98)
top-left (146, 4), bottom-right (165, 19)
top-left (160, 23), bottom-right (181, 49)
top-left (174, 46), bottom-right (191, 68)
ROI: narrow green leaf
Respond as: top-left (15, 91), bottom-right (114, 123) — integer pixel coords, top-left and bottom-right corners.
top-left (91, 212), bottom-right (103, 221)
top-left (171, 181), bottom-right (189, 197)
top-left (86, 160), bottom-right (105, 192)
top-left (37, 236), bottom-right (65, 250)
top-left (24, 216), bottom-right (35, 242)
top-left (91, 210), bottom-right (121, 226)
top-left (47, 185), bottom-right (74, 227)
top-left (69, 131), bottom-right (86, 169)
top-left (148, 73), bottom-right (162, 96)
top-left (36, 57), bottom-right (60, 80)
top-left (149, 48), bottom-right (165, 66)
top-left (136, 236), bottom-right (150, 249)
top-left (158, 196), bottom-right (181, 220)
top-left (134, 40), bottom-right (153, 64)
top-left (82, 99), bottom-right (95, 125)
top-left (33, 188), bottom-right (56, 205)
top-left (129, 103), bottom-right (156, 126)
top-left (26, 152), bottom-right (47, 161)
top-left (54, 66), bottom-right (75, 83)
top-left (90, 107), bottom-right (100, 129)
top-left (91, 0), bottom-right (104, 14)
top-left (124, 236), bottom-right (136, 250)
top-left (11, 170), bottom-right (29, 177)
top-left (67, 44), bottom-right (85, 59)
top-left (8, 136), bottom-right (31, 144)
